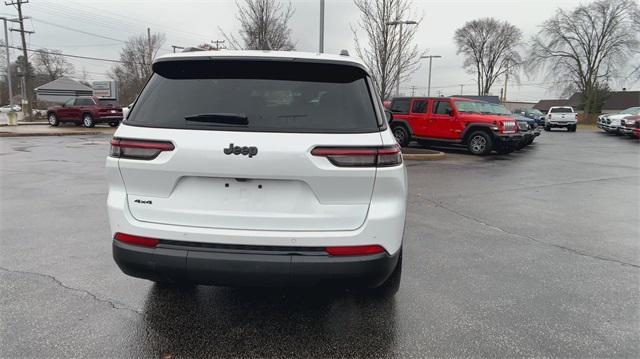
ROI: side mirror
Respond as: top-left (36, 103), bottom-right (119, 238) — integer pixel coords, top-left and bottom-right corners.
top-left (385, 110), bottom-right (393, 123)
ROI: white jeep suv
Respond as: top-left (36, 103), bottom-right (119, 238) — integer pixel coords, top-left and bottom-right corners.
top-left (106, 51), bottom-right (407, 293)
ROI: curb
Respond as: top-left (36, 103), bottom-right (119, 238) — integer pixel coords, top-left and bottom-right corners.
top-left (0, 122), bottom-right (49, 127)
top-left (402, 150), bottom-right (446, 161)
top-left (0, 131), bottom-right (110, 137)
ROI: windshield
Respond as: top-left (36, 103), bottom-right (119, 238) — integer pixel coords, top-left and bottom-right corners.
top-left (487, 103), bottom-right (512, 116)
top-left (126, 60), bottom-right (379, 133)
top-left (454, 100), bottom-right (484, 114)
top-left (621, 107), bottom-right (640, 115)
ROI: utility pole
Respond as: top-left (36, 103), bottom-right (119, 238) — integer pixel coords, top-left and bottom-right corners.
top-left (0, 16), bottom-right (19, 105)
top-left (387, 20), bottom-right (418, 96)
top-left (6, 0), bottom-right (32, 116)
top-left (211, 39), bottom-right (225, 50)
top-left (502, 58), bottom-right (511, 102)
top-left (147, 27), bottom-right (152, 66)
top-left (319, 0), bottom-right (325, 53)
top-left (459, 84), bottom-right (464, 96)
top-left (420, 55), bottom-right (442, 97)
top-left (410, 86), bottom-right (417, 96)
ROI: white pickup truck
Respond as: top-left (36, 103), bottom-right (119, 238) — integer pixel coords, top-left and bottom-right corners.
top-left (545, 106), bottom-right (577, 132)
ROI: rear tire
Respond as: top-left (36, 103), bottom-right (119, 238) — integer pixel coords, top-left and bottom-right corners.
top-left (568, 125), bottom-right (576, 132)
top-left (109, 121), bottom-right (119, 127)
top-left (47, 113), bottom-right (59, 127)
top-left (544, 125), bottom-right (551, 131)
top-left (392, 125), bottom-right (411, 147)
top-left (83, 113), bottom-right (95, 128)
top-left (467, 131), bottom-right (492, 156)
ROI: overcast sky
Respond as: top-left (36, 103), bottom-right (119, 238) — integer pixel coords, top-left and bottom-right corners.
top-left (3, 0), bottom-right (638, 102)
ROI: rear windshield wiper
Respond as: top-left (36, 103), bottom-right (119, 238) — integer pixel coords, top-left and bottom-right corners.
top-left (185, 113), bottom-right (248, 126)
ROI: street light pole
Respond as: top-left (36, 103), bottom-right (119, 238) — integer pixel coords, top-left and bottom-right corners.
top-left (420, 55), bottom-right (442, 97)
top-left (387, 20), bottom-right (417, 97)
top-left (319, 0), bottom-right (325, 53)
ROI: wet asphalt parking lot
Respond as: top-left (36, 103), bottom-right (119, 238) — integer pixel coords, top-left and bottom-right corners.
top-left (1, 129), bottom-right (639, 358)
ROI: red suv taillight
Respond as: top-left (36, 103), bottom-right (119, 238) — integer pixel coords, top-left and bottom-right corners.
top-left (311, 145), bottom-right (402, 167)
top-left (325, 245), bottom-right (386, 256)
top-left (110, 138), bottom-right (174, 160)
top-left (114, 232), bottom-right (159, 247)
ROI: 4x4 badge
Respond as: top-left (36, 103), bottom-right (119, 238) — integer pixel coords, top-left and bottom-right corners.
top-left (223, 143), bottom-right (258, 158)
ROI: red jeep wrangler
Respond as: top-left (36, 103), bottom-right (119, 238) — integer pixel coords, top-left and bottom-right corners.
top-left (388, 97), bottom-right (523, 155)
top-left (47, 96), bottom-right (123, 128)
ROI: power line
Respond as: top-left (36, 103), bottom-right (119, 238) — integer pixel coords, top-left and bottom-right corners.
top-left (31, 18), bottom-right (125, 43)
top-left (7, 45), bottom-right (126, 64)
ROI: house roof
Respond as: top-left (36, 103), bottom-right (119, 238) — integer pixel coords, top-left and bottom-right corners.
top-left (535, 91), bottom-right (640, 112)
top-left (35, 77), bottom-right (93, 92)
top-left (602, 91), bottom-right (640, 111)
top-left (533, 99), bottom-right (569, 111)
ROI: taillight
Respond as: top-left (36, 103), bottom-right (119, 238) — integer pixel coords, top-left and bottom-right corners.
top-left (110, 138), bottom-right (174, 160)
top-left (114, 232), bottom-right (159, 247)
top-left (311, 145), bottom-right (402, 167)
top-left (325, 245), bottom-right (385, 256)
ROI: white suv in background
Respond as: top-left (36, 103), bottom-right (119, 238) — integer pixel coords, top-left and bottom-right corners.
top-left (545, 106), bottom-right (578, 132)
top-left (106, 51), bottom-right (407, 294)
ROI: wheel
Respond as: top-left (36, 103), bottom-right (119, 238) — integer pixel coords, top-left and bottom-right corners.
top-left (392, 125), bottom-right (410, 147)
top-left (544, 125), bottom-right (551, 131)
top-left (48, 113), bottom-right (59, 127)
top-left (83, 113), bottom-right (95, 128)
top-left (467, 131), bottom-right (493, 156)
top-left (371, 250), bottom-right (402, 297)
top-left (568, 125), bottom-right (576, 132)
top-left (109, 121), bottom-right (119, 127)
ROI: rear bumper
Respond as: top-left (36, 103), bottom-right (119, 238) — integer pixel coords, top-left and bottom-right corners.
top-left (113, 240), bottom-right (399, 287)
top-left (547, 121), bottom-right (577, 127)
top-left (95, 115), bottom-right (123, 123)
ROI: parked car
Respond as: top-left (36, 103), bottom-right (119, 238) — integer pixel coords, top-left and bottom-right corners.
top-left (514, 108), bottom-right (545, 126)
top-left (107, 50), bottom-right (407, 293)
top-left (620, 115), bottom-right (640, 138)
top-left (597, 107), bottom-right (640, 134)
top-left (512, 113), bottom-right (541, 149)
top-left (389, 97), bottom-right (522, 155)
top-left (545, 106), bottom-right (577, 132)
top-left (47, 96), bottom-right (123, 127)
top-left (0, 104), bottom-right (21, 113)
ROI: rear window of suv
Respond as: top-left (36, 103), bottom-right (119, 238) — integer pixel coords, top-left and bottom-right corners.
top-left (125, 60), bottom-right (380, 133)
top-left (550, 107), bottom-right (573, 113)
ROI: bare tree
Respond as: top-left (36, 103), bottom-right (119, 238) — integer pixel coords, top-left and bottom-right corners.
top-left (528, 0), bottom-right (640, 119)
top-left (352, 0), bottom-right (423, 100)
top-left (454, 18), bottom-right (522, 96)
top-left (34, 49), bottom-right (75, 82)
top-left (109, 32), bottom-right (166, 104)
top-left (221, 0), bottom-right (295, 51)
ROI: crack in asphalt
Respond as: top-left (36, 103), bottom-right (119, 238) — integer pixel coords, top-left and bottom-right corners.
top-left (423, 199), bottom-right (640, 269)
top-left (0, 266), bottom-right (143, 315)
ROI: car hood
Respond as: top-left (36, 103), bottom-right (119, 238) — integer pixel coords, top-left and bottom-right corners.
top-left (607, 113), bottom-right (633, 120)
